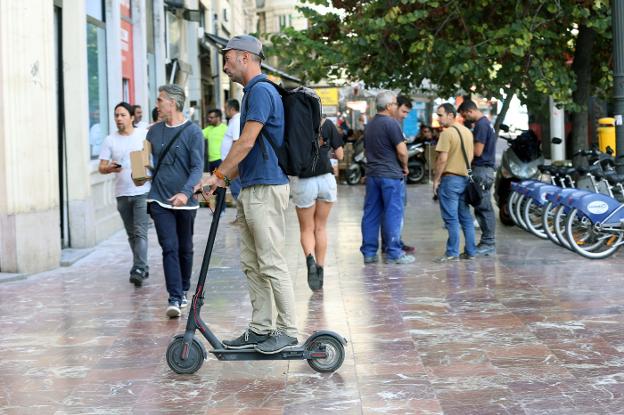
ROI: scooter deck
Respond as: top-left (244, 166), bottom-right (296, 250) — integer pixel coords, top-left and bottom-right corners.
top-left (210, 347), bottom-right (323, 361)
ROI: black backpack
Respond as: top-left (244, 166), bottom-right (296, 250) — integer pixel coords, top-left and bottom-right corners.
top-left (246, 79), bottom-right (322, 178)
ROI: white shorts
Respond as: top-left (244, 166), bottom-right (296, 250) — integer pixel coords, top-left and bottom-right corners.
top-left (290, 173), bottom-right (338, 208)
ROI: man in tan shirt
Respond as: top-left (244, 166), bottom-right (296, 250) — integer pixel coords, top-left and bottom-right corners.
top-left (432, 103), bottom-right (477, 262)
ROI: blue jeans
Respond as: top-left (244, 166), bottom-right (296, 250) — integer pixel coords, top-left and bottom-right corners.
top-left (149, 203), bottom-right (197, 304)
top-left (360, 176), bottom-right (404, 260)
top-left (472, 165), bottom-right (496, 246)
top-left (381, 179), bottom-right (408, 252)
top-left (438, 175), bottom-right (476, 257)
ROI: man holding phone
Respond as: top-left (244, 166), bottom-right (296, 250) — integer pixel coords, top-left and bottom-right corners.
top-left (99, 102), bottom-right (151, 287)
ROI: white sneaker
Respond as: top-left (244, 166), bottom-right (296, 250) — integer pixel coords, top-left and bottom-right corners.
top-left (180, 292), bottom-right (188, 308)
top-left (166, 302), bottom-right (181, 318)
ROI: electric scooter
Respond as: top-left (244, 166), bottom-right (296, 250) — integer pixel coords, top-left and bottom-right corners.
top-left (166, 187), bottom-right (347, 374)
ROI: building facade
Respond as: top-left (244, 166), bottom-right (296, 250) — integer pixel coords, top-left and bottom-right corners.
top-left (0, 0), bottom-right (257, 274)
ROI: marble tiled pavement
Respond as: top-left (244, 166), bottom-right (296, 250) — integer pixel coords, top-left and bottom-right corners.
top-left (3, 184), bottom-right (624, 414)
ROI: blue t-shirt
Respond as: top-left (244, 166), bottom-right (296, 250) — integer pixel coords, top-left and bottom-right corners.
top-left (472, 116), bottom-right (497, 168)
top-left (238, 74), bottom-right (288, 188)
top-left (363, 114), bottom-right (405, 179)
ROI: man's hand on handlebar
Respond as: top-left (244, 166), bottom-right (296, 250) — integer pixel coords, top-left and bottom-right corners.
top-left (193, 174), bottom-right (225, 201)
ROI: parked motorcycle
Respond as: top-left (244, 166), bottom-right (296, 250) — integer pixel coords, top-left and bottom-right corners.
top-left (494, 126), bottom-right (557, 226)
top-left (346, 139), bottom-right (366, 185)
top-left (406, 139), bottom-right (428, 183)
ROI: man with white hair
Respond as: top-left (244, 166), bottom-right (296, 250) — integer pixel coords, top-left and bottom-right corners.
top-left (360, 91), bottom-right (414, 265)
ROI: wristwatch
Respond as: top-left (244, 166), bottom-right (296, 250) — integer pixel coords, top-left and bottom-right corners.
top-left (213, 168), bottom-right (231, 187)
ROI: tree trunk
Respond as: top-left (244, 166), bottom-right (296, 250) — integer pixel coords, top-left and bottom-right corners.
top-left (494, 88), bottom-right (514, 134)
top-left (571, 25), bottom-right (596, 166)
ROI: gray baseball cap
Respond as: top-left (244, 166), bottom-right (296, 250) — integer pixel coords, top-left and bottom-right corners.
top-left (222, 35), bottom-right (265, 60)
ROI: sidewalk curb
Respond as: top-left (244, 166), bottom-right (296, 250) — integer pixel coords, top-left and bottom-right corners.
top-left (0, 273), bottom-right (27, 284)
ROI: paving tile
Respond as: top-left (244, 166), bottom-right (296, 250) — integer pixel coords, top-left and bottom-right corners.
top-left (2, 184), bottom-right (624, 414)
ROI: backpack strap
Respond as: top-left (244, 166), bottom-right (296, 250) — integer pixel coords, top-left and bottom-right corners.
top-left (150, 121), bottom-right (192, 184)
top-left (451, 125), bottom-right (473, 178)
top-left (243, 78), bottom-right (283, 161)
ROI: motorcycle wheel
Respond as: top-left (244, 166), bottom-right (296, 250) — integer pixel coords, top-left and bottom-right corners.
top-left (499, 197), bottom-right (515, 226)
top-left (523, 199), bottom-right (548, 239)
top-left (565, 208), bottom-right (623, 259)
top-left (346, 165), bottom-right (361, 185)
top-left (407, 161), bottom-right (425, 183)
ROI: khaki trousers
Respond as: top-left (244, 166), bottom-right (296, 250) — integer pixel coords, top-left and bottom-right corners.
top-left (237, 184), bottom-right (298, 337)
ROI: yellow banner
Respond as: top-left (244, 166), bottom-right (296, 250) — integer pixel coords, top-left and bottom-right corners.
top-left (315, 88), bottom-right (339, 107)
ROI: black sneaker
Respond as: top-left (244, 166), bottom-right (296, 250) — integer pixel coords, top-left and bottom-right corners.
top-left (129, 270), bottom-right (143, 287)
top-left (306, 254), bottom-right (321, 291)
top-left (254, 330), bottom-right (298, 354)
top-left (166, 301), bottom-right (181, 318)
top-left (223, 329), bottom-right (269, 349)
top-left (317, 266), bottom-right (324, 289)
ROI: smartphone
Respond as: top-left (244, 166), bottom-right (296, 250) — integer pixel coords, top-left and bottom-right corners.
top-left (112, 163), bottom-right (122, 168)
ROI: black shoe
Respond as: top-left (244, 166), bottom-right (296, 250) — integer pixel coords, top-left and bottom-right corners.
top-left (306, 254), bottom-right (321, 291)
top-left (254, 330), bottom-right (298, 354)
top-left (223, 329), bottom-right (269, 349)
top-left (317, 266), bottom-right (324, 289)
top-left (129, 268), bottom-right (148, 287)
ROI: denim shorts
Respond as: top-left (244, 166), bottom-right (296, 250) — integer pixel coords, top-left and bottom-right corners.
top-left (290, 173), bottom-right (337, 208)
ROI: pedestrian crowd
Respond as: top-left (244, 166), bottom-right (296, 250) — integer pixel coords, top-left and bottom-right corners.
top-left (97, 34), bottom-right (497, 354)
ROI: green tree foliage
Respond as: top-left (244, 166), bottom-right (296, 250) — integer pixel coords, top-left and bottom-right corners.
top-left (269, 0), bottom-right (612, 122)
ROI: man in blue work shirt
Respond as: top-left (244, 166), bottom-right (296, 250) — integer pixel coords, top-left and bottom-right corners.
top-left (458, 99), bottom-right (497, 256)
top-left (360, 91), bottom-right (415, 265)
top-left (197, 35), bottom-right (298, 354)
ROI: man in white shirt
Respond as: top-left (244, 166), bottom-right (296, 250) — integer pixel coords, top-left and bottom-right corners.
top-left (222, 99), bottom-right (242, 200)
top-left (99, 102), bottom-right (151, 287)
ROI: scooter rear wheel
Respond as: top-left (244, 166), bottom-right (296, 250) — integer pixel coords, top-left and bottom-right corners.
top-left (306, 335), bottom-right (345, 373)
top-left (166, 335), bottom-right (205, 374)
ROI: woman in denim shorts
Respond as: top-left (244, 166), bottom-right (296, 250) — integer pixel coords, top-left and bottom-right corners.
top-left (291, 117), bottom-right (344, 291)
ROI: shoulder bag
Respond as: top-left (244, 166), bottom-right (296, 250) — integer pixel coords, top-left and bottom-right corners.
top-left (451, 125), bottom-right (483, 207)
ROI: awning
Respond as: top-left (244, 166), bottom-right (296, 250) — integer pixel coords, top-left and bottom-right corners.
top-left (201, 33), bottom-right (302, 84)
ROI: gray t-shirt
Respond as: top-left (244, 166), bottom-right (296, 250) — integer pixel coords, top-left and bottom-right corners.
top-left (363, 114), bottom-right (404, 179)
top-left (146, 120), bottom-right (205, 209)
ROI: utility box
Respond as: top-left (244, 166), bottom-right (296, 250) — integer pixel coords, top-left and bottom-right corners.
top-left (130, 140), bottom-right (152, 181)
top-left (598, 117), bottom-right (616, 155)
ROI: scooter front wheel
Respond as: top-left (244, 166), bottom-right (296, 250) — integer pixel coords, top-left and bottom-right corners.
top-left (306, 335), bottom-right (345, 373)
top-left (166, 335), bottom-right (205, 374)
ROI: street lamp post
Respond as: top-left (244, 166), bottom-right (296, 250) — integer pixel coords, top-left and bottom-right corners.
top-left (613, 0), bottom-right (624, 170)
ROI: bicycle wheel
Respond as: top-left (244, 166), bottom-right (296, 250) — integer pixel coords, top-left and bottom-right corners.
top-left (553, 205), bottom-right (573, 250)
top-left (507, 192), bottom-right (519, 226)
top-left (515, 195), bottom-right (529, 231)
top-left (565, 208), bottom-right (623, 259)
top-left (523, 198), bottom-right (548, 239)
top-left (542, 201), bottom-right (561, 246)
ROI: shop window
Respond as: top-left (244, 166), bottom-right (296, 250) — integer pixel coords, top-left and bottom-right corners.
top-left (87, 18), bottom-right (109, 159)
